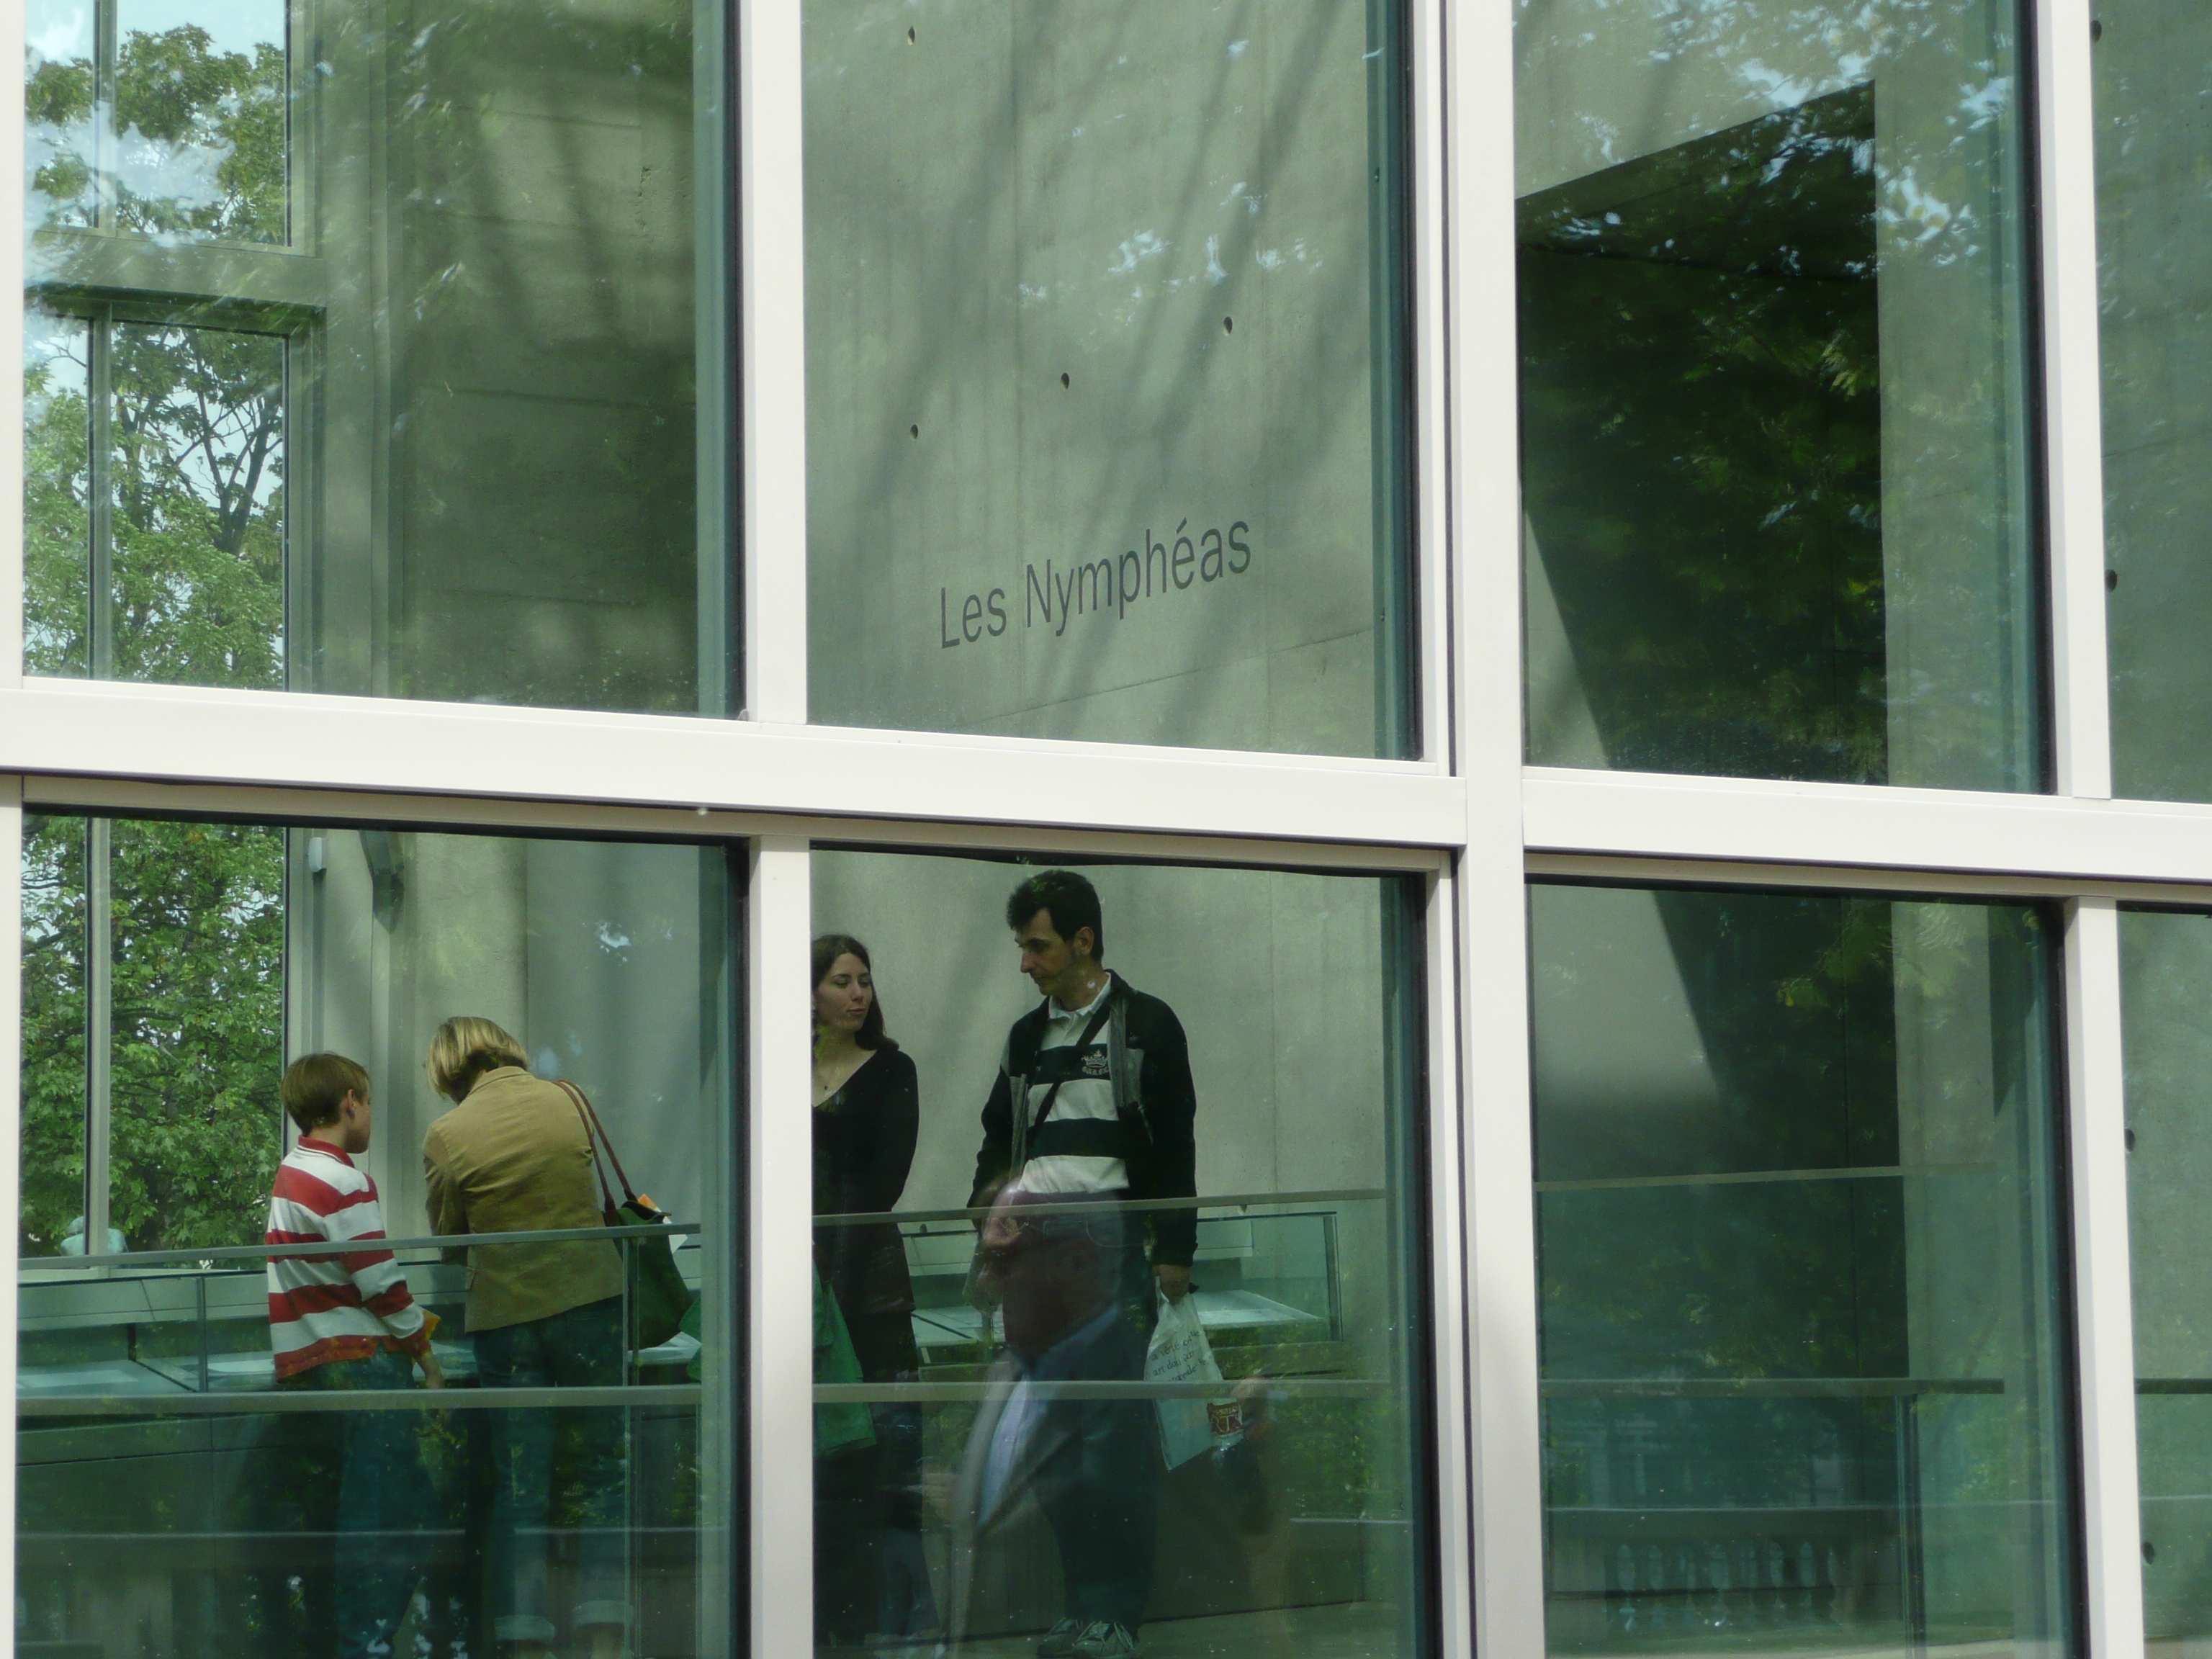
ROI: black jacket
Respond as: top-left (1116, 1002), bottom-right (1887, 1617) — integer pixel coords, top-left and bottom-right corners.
top-left (814, 1047), bottom-right (920, 1321)
top-left (968, 974), bottom-right (1199, 1267)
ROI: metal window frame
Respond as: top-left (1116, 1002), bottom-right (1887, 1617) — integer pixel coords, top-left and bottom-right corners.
top-left (0, 1), bottom-right (2172, 1659)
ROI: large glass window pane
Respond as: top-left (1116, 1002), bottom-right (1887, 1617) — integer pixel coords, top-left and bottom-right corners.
top-left (1517, 3), bottom-right (2041, 788)
top-left (17, 815), bottom-right (736, 1659)
top-left (806, 851), bottom-right (1431, 1655)
top-left (24, 0), bottom-right (729, 714)
top-left (2119, 909), bottom-right (2212, 1641)
top-left (1530, 882), bottom-right (2077, 1658)
top-left (2095, 6), bottom-right (2212, 801)
top-left (803, 2), bottom-right (1418, 756)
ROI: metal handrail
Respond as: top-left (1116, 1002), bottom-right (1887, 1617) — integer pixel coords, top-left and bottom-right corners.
top-left (23, 1220), bottom-right (700, 1272)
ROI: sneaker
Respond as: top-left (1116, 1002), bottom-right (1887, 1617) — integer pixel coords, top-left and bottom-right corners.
top-left (1070, 1623), bottom-right (1143, 1659)
top-left (1037, 1618), bottom-right (1085, 1659)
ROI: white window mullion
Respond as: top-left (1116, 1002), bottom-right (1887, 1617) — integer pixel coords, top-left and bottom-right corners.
top-left (747, 836), bottom-right (814, 1658)
top-left (737, 0), bottom-right (809, 724)
top-left (2036, 0), bottom-right (2114, 800)
top-left (2065, 897), bottom-right (2146, 1659)
top-left (1424, 863), bottom-right (1478, 1659)
top-left (1445, 0), bottom-right (1547, 1647)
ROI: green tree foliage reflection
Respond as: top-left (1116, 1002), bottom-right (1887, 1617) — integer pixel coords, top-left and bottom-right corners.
top-left (27, 22), bottom-right (286, 243)
top-left (19, 25), bottom-right (291, 1254)
top-left (17, 817), bottom-right (284, 1256)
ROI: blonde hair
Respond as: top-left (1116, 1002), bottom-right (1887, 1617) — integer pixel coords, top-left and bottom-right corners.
top-left (426, 1015), bottom-right (529, 1102)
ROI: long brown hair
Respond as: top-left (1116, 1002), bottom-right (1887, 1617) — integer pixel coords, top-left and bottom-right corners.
top-left (811, 934), bottom-right (894, 1051)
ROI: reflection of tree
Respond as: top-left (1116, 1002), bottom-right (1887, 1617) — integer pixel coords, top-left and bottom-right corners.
top-left (17, 817), bottom-right (283, 1255)
top-left (19, 819), bottom-right (88, 1256)
top-left (111, 323), bottom-right (286, 687)
top-left (22, 325), bottom-right (90, 675)
top-left (107, 819), bottom-right (284, 1251)
top-left (1521, 91), bottom-right (1886, 782)
top-left (22, 315), bottom-right (286, 688)
top-left (27, 24), bottom-right (286, 243)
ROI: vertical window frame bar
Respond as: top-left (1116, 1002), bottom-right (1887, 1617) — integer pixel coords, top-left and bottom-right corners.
top-left (736, 0), bottom-right (807, 725)
top-left (2036, 0), bottom-right (2115, 800)
top-left (1444, 3), bottom-right (1547, 1659)
top-left (2064, 896), bottom-right (2146, 1659)
top-left (747, 835), bottom-right (814, 1656)
top-left (1423, 862), bottom-right (1478, 1659)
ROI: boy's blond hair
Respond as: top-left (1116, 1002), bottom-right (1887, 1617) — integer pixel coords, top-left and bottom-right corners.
top-left (282, 1053), bottom-right (371, 1134)
top-left (426, 1015), bottom-right (529, 1102)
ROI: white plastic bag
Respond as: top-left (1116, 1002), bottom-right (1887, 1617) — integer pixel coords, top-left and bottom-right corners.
top-left (1145, 1293), bottom-right (1241, 1469)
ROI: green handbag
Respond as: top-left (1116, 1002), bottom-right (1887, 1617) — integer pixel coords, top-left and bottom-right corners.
top-left (561, 1082), bottom-right (694, 1350)
top-left (814, 1263), bottom-right (877, 1456)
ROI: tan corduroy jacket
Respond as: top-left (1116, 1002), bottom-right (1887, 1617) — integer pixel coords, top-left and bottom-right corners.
top-left (421, 1066), bottom-right (624, 1333)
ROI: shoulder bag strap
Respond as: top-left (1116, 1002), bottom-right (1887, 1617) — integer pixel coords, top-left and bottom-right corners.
top-left (1022, 986), bottom-right (1120, 1145)
top-left (558, 1079), bottom-right (622, 1216)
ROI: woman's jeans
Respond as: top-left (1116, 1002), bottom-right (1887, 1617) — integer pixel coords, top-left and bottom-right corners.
top-left (475, 1296), bottom-right (631, 1645)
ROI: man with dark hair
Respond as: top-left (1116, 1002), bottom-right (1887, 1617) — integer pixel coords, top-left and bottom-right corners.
top-left (966, 870), bottom-right (1197, 1659)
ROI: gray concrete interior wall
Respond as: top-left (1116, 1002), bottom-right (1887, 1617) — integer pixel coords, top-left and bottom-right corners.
top-left (2095, 1), bottom-right (2212, 803)
top-left (314, 0), bottom-right (703, 713)
top-left (298, 830), bottom-right (728, 1243)
top-left (2119, 909), bottom-right (2212, 1639)
top-left (803, 0), bottom-right (1399, 755)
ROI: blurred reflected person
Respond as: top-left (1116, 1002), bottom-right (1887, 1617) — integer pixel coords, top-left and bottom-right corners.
top-left (266, 1053), bottom-right (445, 1659)
top-left (420, 1017), bottom-right (629, 1659)
top-left (964, 871), bottom-right (1197, 1659)
top-left (811, 935), bottom-right (940, 1645)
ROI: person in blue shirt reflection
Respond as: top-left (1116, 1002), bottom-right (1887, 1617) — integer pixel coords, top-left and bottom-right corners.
top-left (957, 871), bottom-right (1199, 1659)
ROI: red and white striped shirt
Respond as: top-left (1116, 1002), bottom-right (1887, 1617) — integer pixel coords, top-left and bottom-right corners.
top-left (265, 1137), bottom-right (436, 1380)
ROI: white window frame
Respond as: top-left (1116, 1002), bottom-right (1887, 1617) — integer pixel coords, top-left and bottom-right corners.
top-left (0, 2), bottom-right (2177, 1659)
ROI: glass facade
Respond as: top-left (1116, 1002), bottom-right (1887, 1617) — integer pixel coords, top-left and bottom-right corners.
top-left (802, 0), bottom-right (1417, 756)
top-left (1516, 0), bottom-right (2041, 788)
top-left (23, 0), bottom-right (729, 712)
top-left (18, 817), bottom-right (735, 1659)
top-left (4, 3), bottom-right (2203, 1659)
top-left (806, 852), bottom-right (1432, 1655)
top-left (1532, 883), bottom-right (2079, 1658)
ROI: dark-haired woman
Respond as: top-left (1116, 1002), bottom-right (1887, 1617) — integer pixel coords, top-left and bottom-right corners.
top-left (811, 935), bottom-right (938, 1647)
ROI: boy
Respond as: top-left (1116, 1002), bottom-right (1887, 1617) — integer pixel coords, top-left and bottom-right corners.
top-left (266, 1053), bottom-right (444, 1659)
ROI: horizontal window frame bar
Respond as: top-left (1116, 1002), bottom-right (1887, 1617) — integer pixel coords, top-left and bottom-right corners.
top-left (1527, 767), bottom-right (2212, 890)
top-left (18, 1385), bottom-right (699, 1417)
top-left (0, 679), bottom-right (1463, 850)
top-left (17, 774), bottom-right (1449, 873)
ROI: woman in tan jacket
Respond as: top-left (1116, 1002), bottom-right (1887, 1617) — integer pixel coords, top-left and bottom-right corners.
top-left (420, 1017), bottom-right (628, 1659)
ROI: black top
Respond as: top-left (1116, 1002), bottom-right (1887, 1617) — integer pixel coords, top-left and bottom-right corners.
top-left (812, 1046), bottom-right (920, 1321)
top-left (968, 974), bottom-right (1200, 1267)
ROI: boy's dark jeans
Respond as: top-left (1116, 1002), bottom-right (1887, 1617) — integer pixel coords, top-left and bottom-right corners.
top-left (278, 1347), bottom-right (437, 1659)
top-left (475, 1295), bottom-right (631, 1645)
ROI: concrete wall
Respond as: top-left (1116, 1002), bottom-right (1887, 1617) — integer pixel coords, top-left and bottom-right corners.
top-left (2095, 1), bottom-right (2212, 802)
top-left (803, 0), bottom-right (1404, 755)
top-left (298, 830), bottom-right (729, 1241)
top-left (314, 0), bottom-right (705, 713)
top-left (2119, 910), bottom-right (2212, 1640)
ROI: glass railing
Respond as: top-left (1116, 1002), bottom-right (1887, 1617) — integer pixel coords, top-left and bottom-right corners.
top-left (18, 1225), bottom-right (716, 1659)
